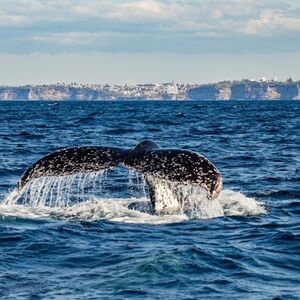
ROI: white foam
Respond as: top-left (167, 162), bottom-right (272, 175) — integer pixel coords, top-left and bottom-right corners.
top-left (144, 175), bottom-right (225, 219)
top-left (0, 197), bottom-right (187, 224)
top-left (218, 189), bottom-right (266, 216)
top-left (0, 171), bottom-right (266, 224)
top-left (0, 189), bottom-right (266, 224)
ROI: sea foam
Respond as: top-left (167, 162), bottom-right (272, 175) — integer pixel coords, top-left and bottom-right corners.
top-left (1, 171), bottom-right (266, 224)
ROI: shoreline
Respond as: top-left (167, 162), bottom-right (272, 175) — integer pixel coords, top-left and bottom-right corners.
top-left (1, 80), bottom-right (299, 101)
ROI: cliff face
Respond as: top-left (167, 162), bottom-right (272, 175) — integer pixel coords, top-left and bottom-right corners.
top-left (0, 86), bottom-right (30, 100)
top-left (0, 81), bottom-right (299, 100)
top-left (0, 85), bottom-right (111, 101)
top-left (273, 83), bottom-right (299, 100)
top-left (28, 86), bottom-right (70, 100)
top-left (37, 86), bottom-right (111, 100)
top-left (188, 81), bottom-right (300, 100)
top-left (188, 85), bottom-right (218, 100)
top-left (294, 85), bottom-right (300, 100)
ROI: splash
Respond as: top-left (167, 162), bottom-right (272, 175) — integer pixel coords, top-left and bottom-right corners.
top-left (4, 171), bottom-right (108, 207)
top-left (1, 170), bottom-right (266, 223)
top-left (0, 198), bottom-right (188, 224)
top-left (0, 190), bottom-right (266, 224)
top-left (218, 189), bottom-right (266, 216)
top-left (128, 170), bottom-right (148, 198)
top-left (146, 175), bottom-right (224, 219)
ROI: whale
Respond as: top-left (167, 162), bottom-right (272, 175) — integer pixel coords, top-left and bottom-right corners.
top-left (17, 140), bottom-right (222, 213)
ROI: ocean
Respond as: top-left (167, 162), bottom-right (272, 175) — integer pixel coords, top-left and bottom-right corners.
top-left (0, 100), bottom-right (299, 299)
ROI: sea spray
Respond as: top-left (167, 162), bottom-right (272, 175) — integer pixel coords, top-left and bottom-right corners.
top-left (146, 175), bottom-right (224, 218)
top-left (1, 168), bottom-right (266, 222)
top-left (218, 189), bottom-right (266, 216)
top-left (4, 170), bottom-right (109, 207)
top-left (3, 188), bottom-right (20, 206)
top-left (128, 170), bottom-right (148, 198)
top-left (0, 189), bottom-right (265, 224)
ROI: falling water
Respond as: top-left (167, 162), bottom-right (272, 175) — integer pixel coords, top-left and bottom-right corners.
top-left (128, 170), bottom-right (148, 198)
top-left (4, 170), bottom-right (109, 207)
top-left (2, 170), bottom-right (265, 220)
top-left (146, 175), bottom-right (224, 218)
top-left (4, 169), bottom-right (225, 218)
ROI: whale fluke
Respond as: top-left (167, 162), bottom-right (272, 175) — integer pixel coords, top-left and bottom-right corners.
top-left (17, 147), bottom-right (129, 190)
top-left (125, 148), bottom-right (221, 199)
top-left (17, 140), bottom-right (222, 212)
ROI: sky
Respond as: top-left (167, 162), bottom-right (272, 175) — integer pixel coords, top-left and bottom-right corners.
top-left (0, 0), bottom-right (299, 85)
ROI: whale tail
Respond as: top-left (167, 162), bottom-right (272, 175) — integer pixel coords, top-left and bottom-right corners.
top-left (17, 140), bottom-right (222, 212)
top-left (17, 146), bottom-right (130, 190)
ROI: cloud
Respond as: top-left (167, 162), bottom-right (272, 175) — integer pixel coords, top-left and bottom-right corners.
top-left (241, 9), bottom-right (300, 35)
top-left (0, 0), bottom-right (299, 54)
top-left (0, 9), bottom-right (29, 26)
top-left (119, 0), bottom-right (166, 16)
top-left (31, 32), bottom-right (100, 45)
top-left (31, 31), bottom-right (128, 46)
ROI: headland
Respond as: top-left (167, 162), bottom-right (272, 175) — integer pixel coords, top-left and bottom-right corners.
top-left (1, 79), bottom-right (299, 101)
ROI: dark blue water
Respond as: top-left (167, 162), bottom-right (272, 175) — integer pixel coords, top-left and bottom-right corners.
top-left (0, 101), bottom-right (299, 299)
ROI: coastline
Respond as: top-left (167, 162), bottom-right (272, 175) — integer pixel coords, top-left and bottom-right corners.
top-left (0, 80), bottom-right (299, 101)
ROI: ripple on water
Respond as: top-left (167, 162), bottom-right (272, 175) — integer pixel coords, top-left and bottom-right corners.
top-left (0, 101), bottom-right (299, 299)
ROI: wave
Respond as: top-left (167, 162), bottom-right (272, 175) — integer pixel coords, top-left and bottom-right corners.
top-left (0, 189), bottom-right (266, 224)
top-left (253, 190), bottom-right (300, 198)
top-left (103, 128), bottom-right (140, 135)
top-left (17, 131), bottom-right (45, 139)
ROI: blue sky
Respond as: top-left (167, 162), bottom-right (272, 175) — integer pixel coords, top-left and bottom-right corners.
top-left (0, 0), bottom-right (299, 84)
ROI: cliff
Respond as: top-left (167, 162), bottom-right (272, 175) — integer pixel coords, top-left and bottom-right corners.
top-left (0, 81), bottom-right (299, 101)
top-left (188, 81), bottom-right (300, 100)
top-left (0, 85), bottom-right (112, 101)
